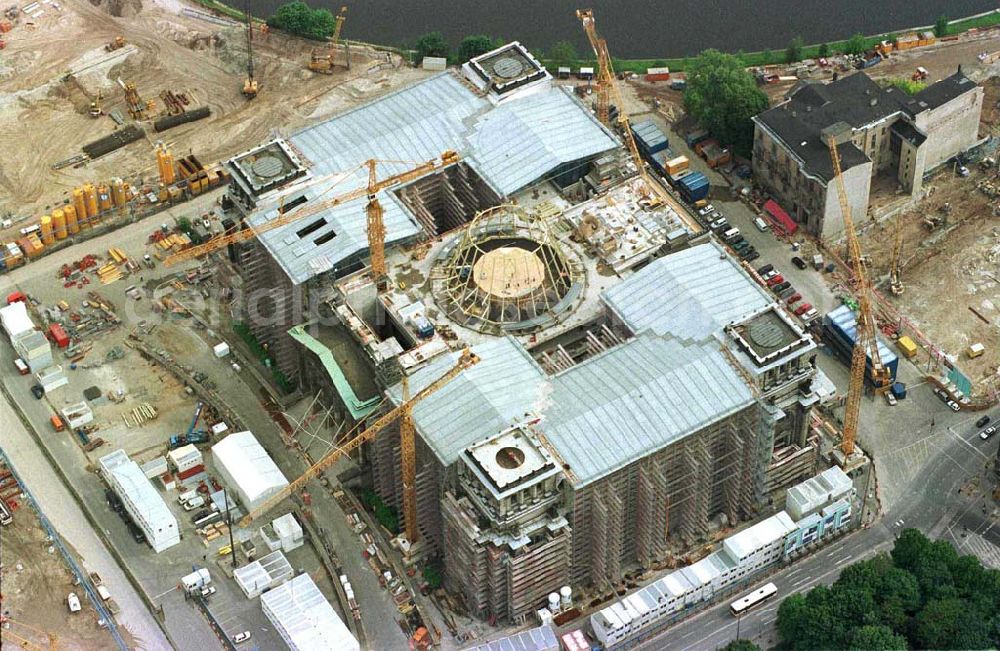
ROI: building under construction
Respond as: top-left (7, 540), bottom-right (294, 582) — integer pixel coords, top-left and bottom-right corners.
top-left (218, 42), bottom-right (824, 624)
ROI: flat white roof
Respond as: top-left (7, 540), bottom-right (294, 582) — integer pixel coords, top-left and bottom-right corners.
top-left (724, 511), bottom-right (797, 561)
top-left (212, 431), bottom-right (289, 506)
top-left (0, 301), bottom-right (33, 338)
top-left (261, 573), bottom-right (359, 651)
top-left (99, 450), bottom-right (177, 532)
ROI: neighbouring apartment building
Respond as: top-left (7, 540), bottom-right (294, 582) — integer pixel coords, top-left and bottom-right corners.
top-left (752, 68), bottom-right (983, 239)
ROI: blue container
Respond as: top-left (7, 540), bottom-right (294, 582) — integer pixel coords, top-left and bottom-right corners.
top-left (823, 305), bottom-right (899, 383)
top-left (891, 382), bottom-right (906, 399)
top-left (631, 120), bottom-right (669, 155)
top-left (677, 171), bottom-right (709, 202)
top-left (685, 129), bottom-right (709, 148)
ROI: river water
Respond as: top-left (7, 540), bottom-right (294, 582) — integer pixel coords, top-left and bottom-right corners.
top-left (248, 0), bottom-right (998, 58)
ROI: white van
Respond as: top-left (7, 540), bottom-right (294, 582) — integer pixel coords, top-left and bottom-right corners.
top-left (97, 585), bottom-right (111, 601)
top-left (722, 227), bottom-right (741, 242)
top-left (753, 217), bottom-right (769, 232)
top-left (183, 496), bottom-right (206, 511)
top-left (177, 489), bottom-right (198, 505)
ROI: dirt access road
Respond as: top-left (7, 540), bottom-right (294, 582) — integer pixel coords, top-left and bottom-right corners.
top-left (0, 0), bottom-right (431, 220)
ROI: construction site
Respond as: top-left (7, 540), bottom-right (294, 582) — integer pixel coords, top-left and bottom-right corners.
top-left (0, 0), bottom-right (999, 649)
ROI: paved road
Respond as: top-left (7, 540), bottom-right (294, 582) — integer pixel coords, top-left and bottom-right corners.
top-left (0, 392), bottom-right (172, 650)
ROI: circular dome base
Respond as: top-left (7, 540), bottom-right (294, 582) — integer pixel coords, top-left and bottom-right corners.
top-left (473, 247), bottom-right (546, 299)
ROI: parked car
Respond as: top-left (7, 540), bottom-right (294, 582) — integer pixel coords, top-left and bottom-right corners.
top-left (786, 292), bottom-right (802, 305)
top-left (791, 256), bottom-right (808, 270)
top-left (766, 274), bottom-right (785, 287)
top-left (933, 388), bottom-right (960, 412)
top-left (794, 302), bottom-right (813, 316)
top-left (946, 400), bottom-right (960, 412)
top-left (105, 489), bottom-right (124, 514)
top-left (779, 287), bottom-right (797, 300)
top-left (743, 250), bottom-right (760, 263)
top-left (30, 384), bottom-right (44, 399)
top-left (975, 415), bottom-right (991, 428)
top-left (801, 307), bottom-right (818, 322)
top-left (67, 592), bottom-right (82, 613)
top-left (126, 521), bottom-right (145, 543)
top-left (697, 204), bottom-right (716, 217)
top-left (710, 218), bottom-right (728, 231)
top-left (757, 264), bottom-right (774, 276)
top-left (739, 246), bottom-right (757, 260)
top-left (232, 631), bottom-right (252, 644)
top-left (980, 426), bottom-right (997, 440)
top-left (772, 281), bottom-right (791, 294)
top-left (200, 586), bottom-right (217, 598)
top-left (732, 239), bottom-right (751, 252)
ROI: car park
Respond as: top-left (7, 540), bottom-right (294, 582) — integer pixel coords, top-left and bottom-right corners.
top-left (772, 281), bottom-right (791, 294)
top-left (980, 426), bottom-right (997, 440)
top-left (762, 269), bottom-right (779, 281)
top-left (766, 274), bottom-right (785, 287)
top-left (786, 292), bottom-right (802, 305)
top-left (975, 415), bottom-right (991, 428)
top-left (743, 250), bottom-right (760, 263)
top-left (933, 388), bottom-right (960, 411)
top-left (779, 287), bottom-right (797, 300)
top-left (794, 302), bottom-right (812, 316)
top-left (757, 264), bottom-right (774, 276)
top-left (697, 204), bottom-right (715, 217)
top-left (710, 218), bottom-right (728, 231)
top-left (732, 239), bottom-right (750, 252)
top-left (791, 256), bottom-right (808, 270)
top-left (739, 246), bottom-right (757, 260)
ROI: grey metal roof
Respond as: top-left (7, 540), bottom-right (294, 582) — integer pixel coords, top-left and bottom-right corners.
top-left (393, 332), bottom-right (753, 487)
top-left (256, 73), bottom-right (618, 284)
top-left (468, 624), bottom-right (559, 651)
top-left (543, 333), bottom-right (755, 485)
top-left (387, 337), bottom-right (547, 468)
top-left (602, 242), bottom-right (773, 341)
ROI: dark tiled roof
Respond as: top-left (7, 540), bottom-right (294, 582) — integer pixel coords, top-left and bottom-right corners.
top-left (892, 70), bottom-right (978, 116)
top-left (891, 120), bottom-right (926, 147)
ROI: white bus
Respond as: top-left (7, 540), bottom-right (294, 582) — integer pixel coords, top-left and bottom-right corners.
top-left (729, 582), bottom-right (777, 616)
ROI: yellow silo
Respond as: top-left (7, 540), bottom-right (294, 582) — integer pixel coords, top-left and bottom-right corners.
top-left (111, 178), bottom-right (126, 207)
top-left (39, 215), bottom-right (54, 245)
top-left (72, 188), bottom-right (86, 222)
top-left (123, 181), bottom-right (134, 202)
top-left (53, 209), bottom-right (67, 240)
top-left (157, 146), bottom-right (176, 185)
top-left (97, 183), bottom-right (112, 212)
top-left (83, 183), bottom-right (99, 219)
top-left (65, 204), bottom-right (79, 235)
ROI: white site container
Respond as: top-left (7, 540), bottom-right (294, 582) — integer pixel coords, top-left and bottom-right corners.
top-left (213, 342), bottom-right (230, 358)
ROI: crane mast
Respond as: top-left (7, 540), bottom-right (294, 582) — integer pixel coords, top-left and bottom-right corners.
top-left (399, 375), bottom-right (419, 542)
top-left (827, 136), bottom-right (891, 457)
top-left (242, 0), bottom-right (258, 99)
top-left (366, 159), bottom-right (388, 290)
top-left (238, 348), bottom-right (480, 528)
top-left (163, 151), bottom-right (459, 267)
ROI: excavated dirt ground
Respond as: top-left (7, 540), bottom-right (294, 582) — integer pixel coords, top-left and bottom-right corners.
top-left (0, 504), bottom-right (125, 650)
top-left (860, 80), bottom-right (1000, 387)
top-left (0, 0), bottom-right (431, 226)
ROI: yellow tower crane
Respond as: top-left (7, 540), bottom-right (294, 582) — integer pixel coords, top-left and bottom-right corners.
top-left (163, 151), bottom-right (460, 268)
top-left (308, 6), bottom-right (348, 73)
top-left (576, 7), bottom-right (700, 230)
top-left (827, 136), bottom-right (892, 457)
top-left (238, 348), bottom-right (480, 529)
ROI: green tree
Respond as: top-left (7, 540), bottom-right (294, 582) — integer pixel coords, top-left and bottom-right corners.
top-left (683, 49), bottom-right (769, 157)
top-left (914, 597), bottom-right (992, 650)
top-left (818, 42), bottom-right (830, 57)
top-left (934, 15), bottom-right (949, 38)
top-left (843, 32), bottom-right (867, 55)
top-left (847, 625), bottom-right (907, 650)
top-left (890, 528), bottom-right (932, 574)
top-left (267, 1), bottom-right (335, 40)
top-left (786, 36), bottom-right (805, 63)
top-left (414, 31), bottom-right (450, 61)
top-left (548, 40), bottom-right (578, 67)
top-left (721, 640), bottom-right (759, 651)
top-left (458, 35), bottom-right (497, 62)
